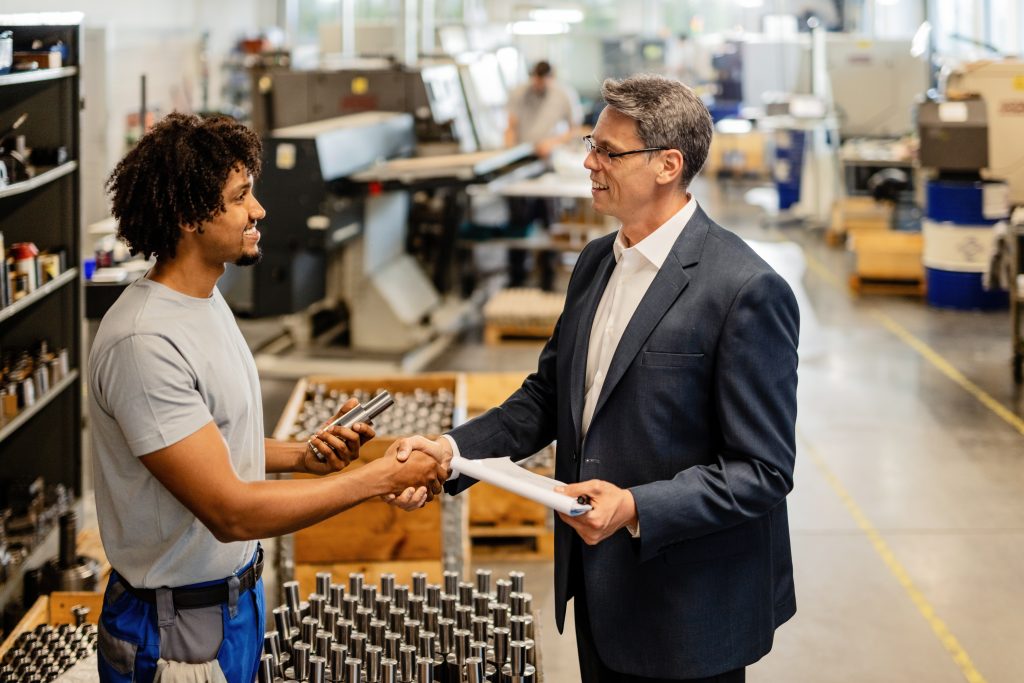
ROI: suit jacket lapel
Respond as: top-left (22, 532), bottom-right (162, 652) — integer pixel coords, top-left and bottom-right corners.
top-left (588, 208), bottom-right (711, 427)
top-left (570, 247), bottom-right (616, 441)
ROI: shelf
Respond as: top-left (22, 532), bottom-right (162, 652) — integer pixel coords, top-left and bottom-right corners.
top-left (0, 66), bottom-right (77, 88)
top-left (0, 369), bottom-right (79, 445)
top-left (0, 161), bottom-right (78, 200)
top-left (0, 268), bottom-right (77, 325)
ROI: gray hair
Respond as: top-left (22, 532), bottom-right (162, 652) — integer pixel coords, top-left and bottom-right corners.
top-left (601, 74), bottom-right (713, 189)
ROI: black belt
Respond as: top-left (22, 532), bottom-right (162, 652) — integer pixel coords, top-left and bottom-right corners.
top-left (119, 547), bottom-right (264, 610)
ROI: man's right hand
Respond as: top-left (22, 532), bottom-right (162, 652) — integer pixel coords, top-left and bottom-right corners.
top-left (384, 435), bottom-right (453, 511)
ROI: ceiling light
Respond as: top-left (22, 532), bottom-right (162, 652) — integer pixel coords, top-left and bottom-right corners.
top-left (509, 20), bottom-right (571, 36)
top-left (528, 8), bottom-right (584, 23)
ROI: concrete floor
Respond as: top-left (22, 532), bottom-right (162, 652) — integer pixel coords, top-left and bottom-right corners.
top-left (257, 176), bottom-right (1024, 682)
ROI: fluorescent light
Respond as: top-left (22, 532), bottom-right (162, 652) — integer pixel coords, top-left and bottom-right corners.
top-left (528, 8), bottom-right (584, 23)
top-left (509, 20), bottom-right (571, 35)
top-left (735, 0), bottom-right (764, 7)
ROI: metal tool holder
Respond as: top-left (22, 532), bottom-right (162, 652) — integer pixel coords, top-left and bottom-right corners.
top-left (262, 568), bottom-right (539, 682)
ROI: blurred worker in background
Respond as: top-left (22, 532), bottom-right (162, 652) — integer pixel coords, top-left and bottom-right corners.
top-left (505, 60), bottom-right (586, 291)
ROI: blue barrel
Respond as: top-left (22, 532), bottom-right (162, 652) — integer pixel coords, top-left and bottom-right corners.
top-left (926, 180), bottom-right (1008, 224)
top-left (924, 179), bottom-right (1009, 310)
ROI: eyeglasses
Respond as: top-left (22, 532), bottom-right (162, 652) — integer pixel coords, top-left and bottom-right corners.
top-left (583, 135), bottom-right (668, 161)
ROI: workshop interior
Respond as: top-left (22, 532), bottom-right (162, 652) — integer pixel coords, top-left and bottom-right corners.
top-left (1, 0), bottom-right (1024, 681)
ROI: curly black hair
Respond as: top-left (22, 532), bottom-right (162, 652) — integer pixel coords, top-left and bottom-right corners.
top-left (106, 112), bottom-right (262, 261)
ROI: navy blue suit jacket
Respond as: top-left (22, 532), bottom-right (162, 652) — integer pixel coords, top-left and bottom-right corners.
top-left (447, 207), bottom-right (799, 678)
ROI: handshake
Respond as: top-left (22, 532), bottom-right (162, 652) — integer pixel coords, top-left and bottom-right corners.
top-left (302, 397), bottom-right (453, 510)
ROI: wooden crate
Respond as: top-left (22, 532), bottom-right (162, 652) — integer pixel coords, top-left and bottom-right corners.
top-left (706, 130), bottom-right (768, 177)
top-left (464, 373), bottom-right (554, 559)
top-left (0, 591), bottom-right (102, 657)
top-left (850, 231), bottom-right (924, 281)
top-left (829, 196), bottom-right (893, 244)
top-left (483, 323), bottom-right (555, 345)
top-left (273, 374), bottom-right (467, 568)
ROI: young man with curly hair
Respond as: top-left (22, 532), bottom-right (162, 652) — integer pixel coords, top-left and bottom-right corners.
top-left (89, 113), bottom-right (446, 682)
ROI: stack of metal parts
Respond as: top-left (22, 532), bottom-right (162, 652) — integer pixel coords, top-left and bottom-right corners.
top-left (260, 568), bottom-right (537, 682)
top-left (1, 479), bottom-right (71, 589)
top-left (287, 387), bottom-right (455, 442)
top-left (0, 604), bottom-right (96, 681)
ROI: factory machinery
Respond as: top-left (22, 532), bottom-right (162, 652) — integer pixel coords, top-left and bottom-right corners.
top-left (223, 60), bottom-right (541, 372)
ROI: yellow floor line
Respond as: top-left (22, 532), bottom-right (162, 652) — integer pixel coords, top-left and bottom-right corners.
top-left (798, 430), bottom-right (988, 683)
top-left (802, 251), bottom-right (1024, 438)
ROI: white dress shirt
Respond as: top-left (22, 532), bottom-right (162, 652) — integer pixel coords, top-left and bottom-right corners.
top-left (581, 198), bottom-right (697, 437)
top-left (446, 198), bottom-right (699, 536)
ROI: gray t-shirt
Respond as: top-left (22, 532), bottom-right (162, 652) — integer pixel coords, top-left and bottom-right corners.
top-left (89, 277), bottom-right (264, 588)
top-left (508, 80), bottom-right (584, 145)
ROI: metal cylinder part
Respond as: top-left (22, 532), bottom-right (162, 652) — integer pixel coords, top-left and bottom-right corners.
top-left (350, 632), bottom-right (367, 662)
top-left (441, 595), bottom-right (456, 621)
top-left (283, 581), bottom-right (302, 615)
top-left (329, 643), bottom-right (347, 682)
top-left (509, 640), bottom-right (526, 676)
top-left (388, 606), bottom-right (406, 635)
top-left (495, 579), bottom-right (512, 606)
top-left (366, 645), bottom-right (383, 682)
top-left (310, 594), bottom-right (326, 628)
top-left (472, 616), bottom-right (489, 644)
top-left (316, 629), bottom-right (333, 658)
top-left (302, 617), bottom-right (319, 648)
top-left (415, 656), bottom-right (434, 683)
top-left (334, 618), bottom-right (353, 649)
top-left (491, 603), bottom-right (509, 629)
top-left (474, 569), bottom-right (492, 597)
top-left (438, 618), bottom-right (455, 655)
top-left (508, 572), bottom-right (525, 594)
top-left (442, 571), bottom-right (459, 596)
top-left (356, 607), bottom-right (373, 635)
top-left (473, 594), bottom-right (490, 619)
top-left (330, 585), bottom-right (346, 611)
top-left (493, 627), bottom-right (510, 667)
top-left (361, 584), bottom-right (377, 610)
top-left (407, 596), bottom-right (424, 623)
top-left (349, 573), bottom-right (364, 597)
top-left (510, 593), bottom-right (525, 617)
top-left (422, 607), bottom-right (439, 636)
top-left (309, 654), bottom-right (326, 683)
top-left (403, 619), bottom-right (420, 647)
top-left (273, 606), bottom-right (292, 641)
top-left (458, 582), bottom-right (474, 606)
top-left (375, 595), bottom-right (392, 622)
top-left (399, 644), bottom-right (417, 681)
top-left (381, 658), bottom-right (398, 683)
top-left (417, 631), bottom-right (435, 659)
top-left (465, 655), bottom-right (485, 683)
top-left (426, 584), bottom-right (441, 610)
top-left (264, 630), bottom-right (283, 665)
top-left (70, 604), bottom-right (89, 627)
top-left (393, 585), bottom-right (409, 611)
top-left (385, 632), bottom-right (403, 662)
top-left (345, 657), bottom-right (362, 683)
top-left (316, 572), bottom-right (333, 598)
top-left (293, 641), bottom-right (311, 681)
top-left (380, 573), bottom-right (396, 600)
top-left (257, 654), bottom-right (274, 683)
top-left (369, 619), bottom-right (387, 648)
top-left (411, 572), bottom-right (427, 599)
top-left (343, 595), bottom-right (360, 622)
top-left (456, 606), bottom-right (473, 631)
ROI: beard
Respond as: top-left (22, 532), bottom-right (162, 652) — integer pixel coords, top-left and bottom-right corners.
top-left (235, 247), bottom-right (263, 266)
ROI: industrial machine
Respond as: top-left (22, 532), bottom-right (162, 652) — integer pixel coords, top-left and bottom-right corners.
top-left (250, 62), bottom-right (478, 152)
top-left (220, 112), bottom-right (415, 319)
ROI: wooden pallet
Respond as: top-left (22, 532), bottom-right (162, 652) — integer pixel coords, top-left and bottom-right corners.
top-left (469, 524), bottom-right (554, 561)
top-left (483, 323), bottom-right (554, 345)
top-left (849, 274), bottom-right (926, 297)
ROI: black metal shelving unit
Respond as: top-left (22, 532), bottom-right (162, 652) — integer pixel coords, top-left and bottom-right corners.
top-left (0, 13), bottom-right (83, 616)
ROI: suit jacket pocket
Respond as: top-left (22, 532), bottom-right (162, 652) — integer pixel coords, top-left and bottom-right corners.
top-left (661, 521), bottom-right (759, 565)
top-left (642, 351), bottom-right (705, 368)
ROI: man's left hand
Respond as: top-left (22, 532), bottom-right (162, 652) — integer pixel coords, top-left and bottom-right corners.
top-left (555, 480), bottom-right (638, 546)
top-left (302, 398), bottom-right (376, 475)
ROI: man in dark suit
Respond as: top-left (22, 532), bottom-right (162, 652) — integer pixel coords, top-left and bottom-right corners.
top-left (394, 74), bottom-right (799, 682)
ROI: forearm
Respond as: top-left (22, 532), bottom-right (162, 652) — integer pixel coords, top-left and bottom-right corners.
top-left (264, 438), bottom-right (305, 474)
top-left (214, 466), bottom-right (390, 541)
